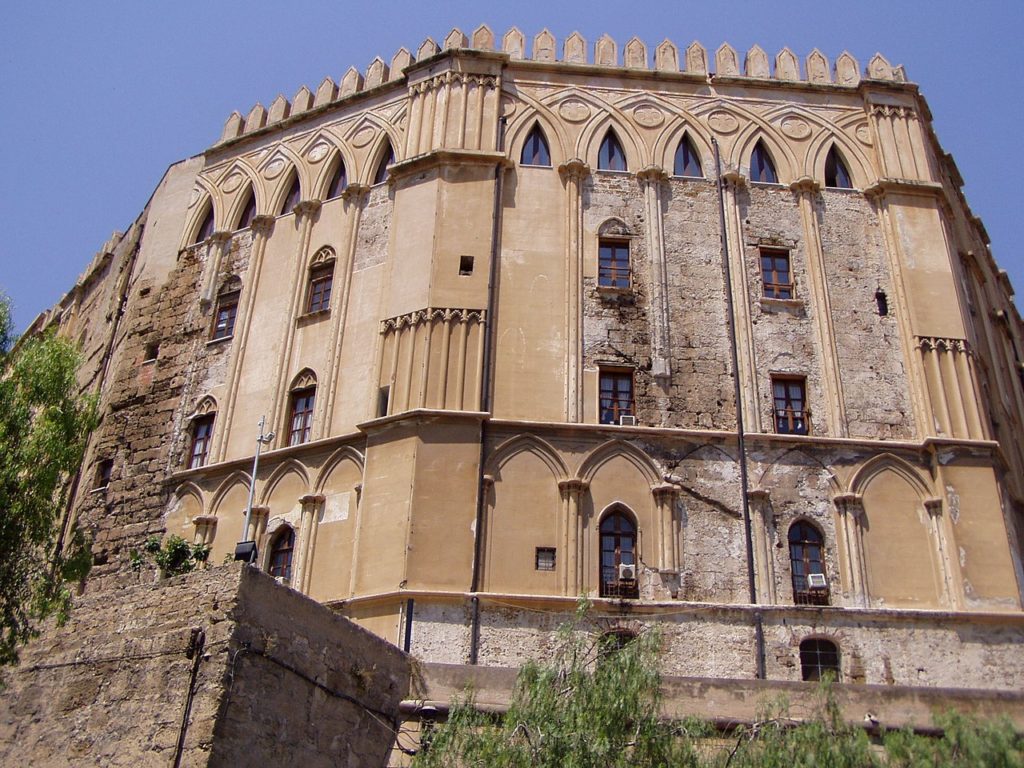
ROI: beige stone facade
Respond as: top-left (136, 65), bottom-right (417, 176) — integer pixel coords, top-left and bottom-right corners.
top-left (33, 27), bottom-right (1024, 692)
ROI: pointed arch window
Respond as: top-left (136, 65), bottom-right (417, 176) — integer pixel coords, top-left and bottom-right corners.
top-left (824, 146), bottom-right (853, 189)
top-left (193, 203), bottom-right (215, 245)
top-left (598, 130), bottom-right (627, 172)
top-left (673, 134), bottom-right (703, 178)
top-left (268, 527), bottom-right (295, 583)
top-left (521, 124), bottom-right (551, 166)
top-left (749, 141), bottom-right (778, 184)
top-left (305, 247), bottom-right (335, 314)
top-left (789, 521), bottom-right (829, 605)
top-left (235, 186), bottom-right (257, 231)
top-left (374, 141), bottom-right (394, 185)
top-left (288, 371), bottom-right (317, 446)
top-left (279, 174), bottom-right (301, 216)
top-left (326, 160), bottom-right (347, 200)
top-left (600, 510), bottom-right (638, 599)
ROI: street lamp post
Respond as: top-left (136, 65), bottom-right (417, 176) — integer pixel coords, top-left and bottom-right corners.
top-left (233, 415), bottom-right (275, 563)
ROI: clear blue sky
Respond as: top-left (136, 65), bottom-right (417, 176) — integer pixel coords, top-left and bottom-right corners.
top-left (1, 1), bottom-right (1021, 333)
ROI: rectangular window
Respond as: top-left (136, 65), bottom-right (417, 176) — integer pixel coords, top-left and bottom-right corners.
top-left (599, 369), bottom-right (634, 425)
top-left (212, 292), bottom-right (239, 339)
top-left (535, 547), bottom-right (556, 571)
top-left (760, 248), bottom-right (793, 299)
top-left (189, 415), bottom-right (215, 469)
top-left (772, 376), bottom-right (808, 435)
top-left (598, 240), bottom-right (630, 289)
top-left (306, 266), bottom-right (333, 313)
top-left (289, 388), bottom-right (316, 446)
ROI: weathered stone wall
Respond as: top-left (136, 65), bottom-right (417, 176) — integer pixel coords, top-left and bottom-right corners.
top-left (0, 565), bottom-right (410, 767)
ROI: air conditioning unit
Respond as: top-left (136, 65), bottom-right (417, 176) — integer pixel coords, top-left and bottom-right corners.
top-left (618, 562), bottom-right (637, 580)
top-left (619, 414), bottom-right (637, 427)
top-left (807, 573), bottom-right (828, 589)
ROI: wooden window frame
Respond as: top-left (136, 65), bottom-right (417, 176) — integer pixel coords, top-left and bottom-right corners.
top-left (288, 387), bottom-right (316, 446)
top-left (211, 291), bottom-right (240, 340)
top-left (268, 527), bottom-right (295, 583)
top-left (772, 375), bottom-right (809, 435)
top-left (598, 239), bottom-right (631, 289)
top-left (599, 368), bottom-right (634, 425)
top-left (188, 414), bottom-right (215, 469)
top-left (760, 248), bottom-right (794, 300)
top-left (599, 512), bottom-right (638, 599)
top-left (789, 521), bottom-right (829, 605)
top-left (305, 263), bottom-right (334, 314)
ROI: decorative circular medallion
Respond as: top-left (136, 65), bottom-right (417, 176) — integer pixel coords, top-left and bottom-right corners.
top-left (188, 188), bottom-right (202, 208)
top-left (500, 96), bottom-right (516, 117)
top-left (222, 173), bottom-right (244, 193)
top-left (558, 99), bottom-right (591, 123)
top-left (855, 123), bottom-right (873, 145)
top-left (351, 126), bottom-right (376, 147)
top-left (307, 143), bottom-right (330, 163)
top-left (707, 110), bottom-right (739, 134)
top-left (263, 158), bottom-right (286, 179)
top-left (633, 105), bottom-right (664, 128)
top-left (780, 116), bottom-right (811, 139)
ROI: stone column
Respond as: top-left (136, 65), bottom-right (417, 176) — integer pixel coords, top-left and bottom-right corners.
top-left (219, 215), bottom-right (275, 461)
top-left (294, 494), bottom-right (324, 594)
top-left (747, 489), bottom-right (777, 604)
top-left (478, 474), bottom-right (495, 591)
top-left (721, 171), bottom-right (761, 430)
top-left (323, 185), bottom-right (370, 432)
top-left (637, 166), bottom-right (672, 380)
top-left (199, 231), bottom-right (233, 308)
top-left (246, 505), bottom-right (270, 546)
top-left (558, 479), bottom-right (589, 595)
top-left (790, 177), bottom-right (847, 437)
top-left (925, 497), bottom-right (959, 609)
top-left (558, 159), bottom-right (590, 423)
top-left (651, 482), bottom-right (680, 571)
top-left (268, 199), bottom-right (323, 443)
top-left (833, 493), bottom-right (868, 607)
top-left (192, 515), bottom-right (218, 551)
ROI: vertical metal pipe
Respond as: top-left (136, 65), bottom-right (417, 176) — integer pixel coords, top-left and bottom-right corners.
top-left (403, 598), bottom-right (415, 653)
top-left (713, 139), bottom-right (765, 679)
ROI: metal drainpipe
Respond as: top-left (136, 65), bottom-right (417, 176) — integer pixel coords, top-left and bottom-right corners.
top-left (469, 111), bottom-right (507, 665)
top-left (713, 139), bottom-right (766, 680)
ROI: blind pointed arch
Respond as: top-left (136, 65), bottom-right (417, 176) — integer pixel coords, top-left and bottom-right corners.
top-left (824, 145), bottom-right (853, 189)
top-left (373, 140), bottom-right (394, 185)
top-left (235, 185), bottom-right (257, 230)
top-left (326, 159), bottom-right (347, 200)
top-left (521, 123), bottom-right (551, 166)
top-left (598, 130), bottom-right (627, 172)
top-left (673, 134), bottom-right (703, 177)
top-left (279, 173), bottom-right (301, 216)
top-left (749, 140), bottom-right (778, 184)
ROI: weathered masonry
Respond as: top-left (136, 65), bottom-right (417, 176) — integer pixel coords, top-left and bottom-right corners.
top-left (34, 25), bottom-right (1024, 692)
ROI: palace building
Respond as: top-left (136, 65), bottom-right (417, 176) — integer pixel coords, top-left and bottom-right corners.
top-left (38, 25), bottom-right (1024, 690)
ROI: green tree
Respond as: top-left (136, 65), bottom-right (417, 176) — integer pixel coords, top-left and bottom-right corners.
top-left (0, 295), bottom-right (96, 665)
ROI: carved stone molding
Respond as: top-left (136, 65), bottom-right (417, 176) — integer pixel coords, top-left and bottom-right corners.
top-left (558, 478), bottom-right (589, 499)
top-left (636, 164), bottom-right (669, 185)
top-left (380, 306), bottom-right (485, 333)
top-left (789, 176), bottom-right (821, 195)
top-left (558, 157), bottom-right (591, 182)
top-left (295, 199), bottom-right (322, 218)
top-left (721, 170), bottom-right (747, 188)
top-left (250, 215), bottom-right (276, 236)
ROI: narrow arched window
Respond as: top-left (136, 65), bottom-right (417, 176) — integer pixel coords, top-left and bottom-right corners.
top-left (824, 145), bottom-right (853, 189)
top-left (268, 527), bottom-right (295, 583)
top-left (279, 174), bottom-right (301, 216)
top-left (235, 186), bottom-right (257, 231)
top-left (521, 124), bottom-right (551, 166)
top-left (326, 161), bottom-right (347, 200)
top-left (193, 203), bottom-right (215, 245)
top-left (789, 521), bottom-right (828, 605)
top-left (799, 638), bottom-right (839, 681)
top-left (750, 141), bottom-right (778, 184)
top-left (598, 130), bottom-right (627, 171)
top-left (673, 134), bottom-right (702, 177)
top-left (600, 511), bottom-right (638, 598)
top-left (374, 141), bottom-right (394, 185)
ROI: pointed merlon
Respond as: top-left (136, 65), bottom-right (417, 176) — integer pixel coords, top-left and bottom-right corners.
top-left (316, 76), bottom-right (338, 106)
top-left (867, 53), bottom-right (893, 80)
top-left (745, 45), bottom-right (769, 78)
top-left (339, 68), bottom-right (362, 98)
top-left (444, 28), bottom-right (467, 50)
top-left (564, 31), bottom-right (587, 64)
top-left (685, 42), bottom-right (708, 75)
top-left (221, 112), bottom-right (244, 143)
top-left (835, 51), bottom-right (860, 86)
top-left (624, 37), bottom-right (648, 69)
top-left (268, 94), bottom-right (290, 124)
top-left (655, 39), bottom-right (678, 72)
top-left (533, 29), bottom-right (556, 62)
top-left (417, 37), bottom-right (440, 60)
top-left (244, 103), bottom-right (267, 133)
top-left (715, 43), bottom-right (739, 76)
top-left (775, 47), bottom-right (800, 80)
top-left (471, 24), bottom-right (494, 50)
top-left (292, 85), bottom-right (314, 114)
top-left (503, 27), bottom-right (525, 59)
top-left (390, 48), bottom-right (413, 80)
top-left (806, 49), bottom-right (830, 84)
top-left (594, 33), bottom-right (617, 66)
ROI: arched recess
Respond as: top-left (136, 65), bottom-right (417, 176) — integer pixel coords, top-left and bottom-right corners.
top-left (482, 434), bottom-right (567, 595)
top-left (273, 167), bottom-right (303, 216)
top-left (849, 454), bottom-right (945, 609)
top-left (312, 144), bottom-right (357, 201)
top-left (209, 471), bottom-right (252, 562)
top-left (260, 459), bottom-right (310, 511)
top-left (653, 120), bottom-right (713, 179)
top-left (181, 181), bottom-right (218, 249)
top-left (756, 447), bottom-right (840, 495)
top-left (220, 164), bottom-right (263, 229)
top-left (306, 446), bottom-right (364, 601)
top-left (165, 482), bottom-right (204, 543)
